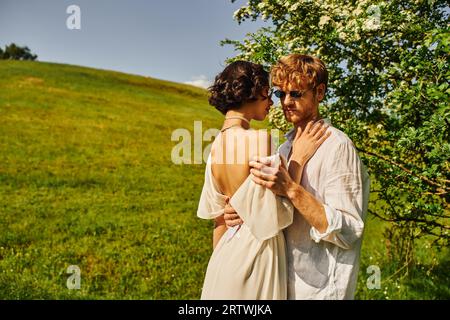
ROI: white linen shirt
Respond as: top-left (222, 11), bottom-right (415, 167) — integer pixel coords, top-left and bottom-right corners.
top-left (279, 119), bottom-right (370, 299)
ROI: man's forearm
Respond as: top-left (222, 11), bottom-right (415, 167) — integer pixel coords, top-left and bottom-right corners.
top-left (288, 158), bottom-right (306, 185)
top-left (286, 182), bottom-right (328, 233)
top-left (213, 215), bottom-right (227, 249)
top-left (213, 226), bottom-right (227, 249)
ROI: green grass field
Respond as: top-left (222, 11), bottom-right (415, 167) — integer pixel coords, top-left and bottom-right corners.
top-left (0, 60), bottom-right (448, 299)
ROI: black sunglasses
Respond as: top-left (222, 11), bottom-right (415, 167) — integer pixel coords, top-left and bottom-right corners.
top-left (272, 87), bottom-right (315, 99)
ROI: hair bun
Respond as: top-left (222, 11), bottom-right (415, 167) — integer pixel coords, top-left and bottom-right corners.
top-left (207, 61), bottom-right (268, 115)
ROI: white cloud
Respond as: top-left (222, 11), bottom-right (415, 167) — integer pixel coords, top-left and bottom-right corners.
top-left (184, 75), bottom-right (211, 89)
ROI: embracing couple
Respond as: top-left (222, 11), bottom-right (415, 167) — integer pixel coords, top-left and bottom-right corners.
top-left (197, 54), bottom-right (370, 300)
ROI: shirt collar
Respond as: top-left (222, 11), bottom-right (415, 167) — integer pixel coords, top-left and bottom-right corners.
top-left (284, 127), bottom-right (296, 142)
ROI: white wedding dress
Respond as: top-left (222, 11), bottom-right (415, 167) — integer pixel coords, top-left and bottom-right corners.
top-left (197, 152), bottom-right (293, 300)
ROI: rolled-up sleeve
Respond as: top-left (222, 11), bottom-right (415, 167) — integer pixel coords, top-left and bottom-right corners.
top-left (310, 140), bottom-right (369, 250)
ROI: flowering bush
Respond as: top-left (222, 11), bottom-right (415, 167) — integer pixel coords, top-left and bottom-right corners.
top-left (223, 0), bottom-right (449, 261)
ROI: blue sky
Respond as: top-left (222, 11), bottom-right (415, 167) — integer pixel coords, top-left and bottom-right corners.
top-left (0, 0), bottom-right (270, 87)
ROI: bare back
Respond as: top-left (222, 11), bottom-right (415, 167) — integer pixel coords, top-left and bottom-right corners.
top-left (210, 128), bottom-right (271, 197)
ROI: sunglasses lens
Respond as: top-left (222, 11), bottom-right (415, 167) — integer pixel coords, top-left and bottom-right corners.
top-left (290, 91), bottom-right (302, 98)
top-left (274, 90), bottom-right (284, 98)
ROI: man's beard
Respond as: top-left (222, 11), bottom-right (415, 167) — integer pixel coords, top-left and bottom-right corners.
top-left (283, 104), bottom-right (316, 125)
top-left (283, 107), bottom-right (304, 124)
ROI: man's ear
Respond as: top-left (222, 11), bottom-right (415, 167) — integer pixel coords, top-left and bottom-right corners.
top-left (315, 83), bottom-right (326, 102)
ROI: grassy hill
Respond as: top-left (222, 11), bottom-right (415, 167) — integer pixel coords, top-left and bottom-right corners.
top-left (0, 60), bottom-right (448, 299)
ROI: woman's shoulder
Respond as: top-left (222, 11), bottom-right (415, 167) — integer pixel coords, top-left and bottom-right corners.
top-left (247, 129), bottom-right (272, 157)
top-left (245, 128), bottom-right (271, 139)
top-left (222, 127), bottom-right (271, 140)
top-left (219, 128), bottom-right (271, 156)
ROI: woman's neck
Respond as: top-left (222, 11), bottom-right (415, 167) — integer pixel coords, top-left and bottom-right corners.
top-left (223, 111), bottom-right (251, 130)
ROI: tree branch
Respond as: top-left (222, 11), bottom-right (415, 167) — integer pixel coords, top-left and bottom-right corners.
top-left (357, 146), bottom-right (450, 191)
top-left (368, 209), bottom-right (449, 230)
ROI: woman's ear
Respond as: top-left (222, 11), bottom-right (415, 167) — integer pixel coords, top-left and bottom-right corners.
top-left (315, 83), bottom-right (326, 102)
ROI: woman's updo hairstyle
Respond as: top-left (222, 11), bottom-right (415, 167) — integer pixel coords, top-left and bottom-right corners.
top-left (208, 61), bottom-right (269, 115)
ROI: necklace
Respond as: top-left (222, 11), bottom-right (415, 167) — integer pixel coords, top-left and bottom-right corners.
top-left (224, 115), bottom-right (250, 125)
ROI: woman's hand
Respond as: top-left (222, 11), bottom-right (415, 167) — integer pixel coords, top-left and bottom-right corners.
top-left (287, 120), bottom-right (331, 185)
top-left (291, 120), bottom-right (331, 165)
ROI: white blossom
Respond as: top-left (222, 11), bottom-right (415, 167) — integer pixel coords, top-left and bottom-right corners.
top-left (319, 15), bottom-right (331, 27)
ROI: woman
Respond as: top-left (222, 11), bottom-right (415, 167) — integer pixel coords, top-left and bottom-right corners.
top-left (197, 61), bottom-right (329, 299)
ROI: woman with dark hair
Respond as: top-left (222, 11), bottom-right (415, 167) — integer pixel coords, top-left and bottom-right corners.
top-left (197, 61), bottom-right (329, 299)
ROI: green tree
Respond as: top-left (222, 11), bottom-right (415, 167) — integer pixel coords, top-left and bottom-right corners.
top-left (223, 0), bottom-right (449, 263)
top-left (0, 43), bottom-right (37, 61)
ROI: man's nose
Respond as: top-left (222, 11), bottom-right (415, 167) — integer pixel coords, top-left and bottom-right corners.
top-left (280, 100), bottom-right (293, 110)
top-left (283, 94), bottom-right (295, 105)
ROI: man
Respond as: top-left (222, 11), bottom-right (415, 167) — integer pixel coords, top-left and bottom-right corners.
top-left (223, 54), bottom-right (370, 299)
